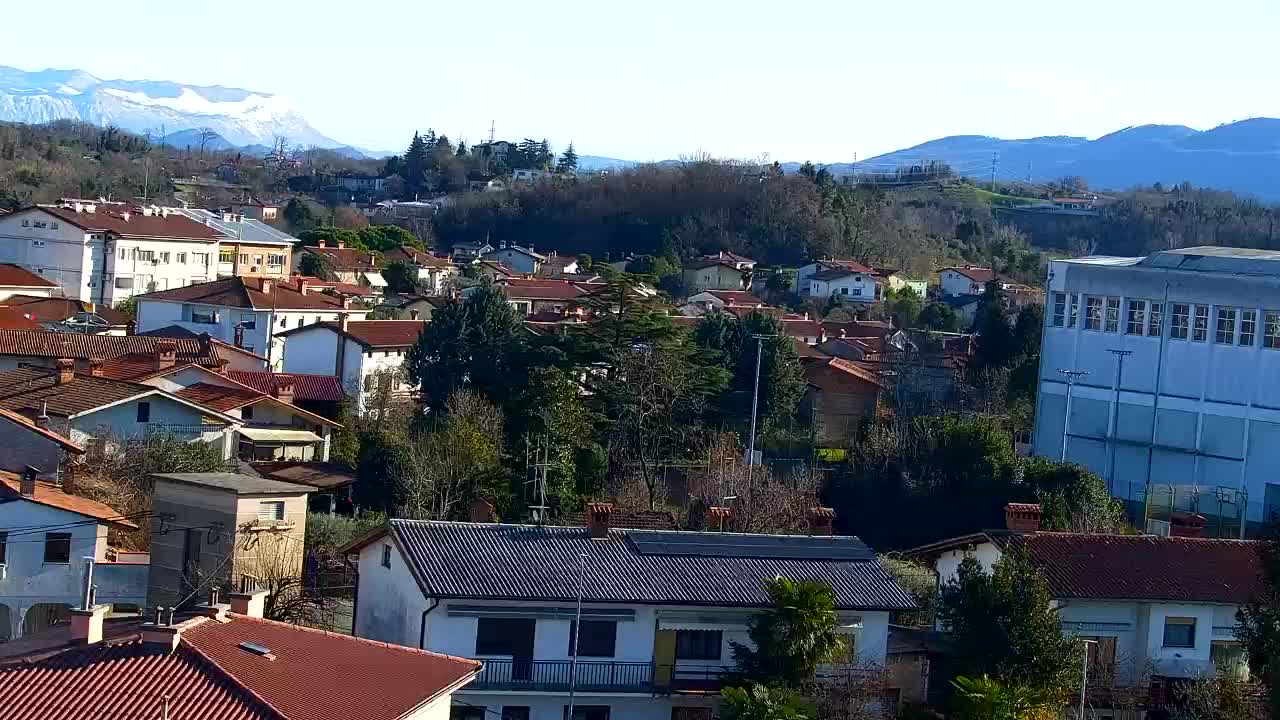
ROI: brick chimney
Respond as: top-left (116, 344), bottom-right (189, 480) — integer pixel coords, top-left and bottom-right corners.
top-left (369, 252), bottom-right (377, 267)
top-left (35, 400), bottom-right (49, 429)
top-left (336, 240), bottom-right (345, 249)
top-left (1170, 511), bottom-right (1207, 538)
top-left (299, 279), bottom-right (310, 296)
top-left (708, 506), bottom-right (732, 532)
top-left (261, 279), bottom-right (273, 295)
top-left (230, 589), bottom-right (268, 618)
top-left (20, 465), bottom-right (38, 496)
top-left (808, 507), bottom-right (835, 536)
top-left (55, 358), bottom-right (75, 385)
top-left (154, 340), bottom-right (176, 372)
top-left (469, 497), bottom-right (498, 523)
top-left (317, 238), bottom-right (326, 248)
top-left (87, 357), bottom-right (105, 378)
top-left (586, 502), bottom-right (614, 539)
top-left (1005, 503), bottom-right (1042, 532)
top-left (271, 377), bottom-right (295, 405)
top-left (338, 313), bottom-right (349, 331)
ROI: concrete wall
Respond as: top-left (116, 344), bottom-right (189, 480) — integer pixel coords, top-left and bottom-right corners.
top-left (0, 211), bottom-right (96, 301)
top-left (809, 274), bottom-right (877, 303)
top-left (148, 480), bottom-right (240, 610)
top-left (0, 414), bottom-right (72, 480)
top-left (1033, 259), bottom-right (1280, 521)
top-left (69, 394), bottom-right (216, 446)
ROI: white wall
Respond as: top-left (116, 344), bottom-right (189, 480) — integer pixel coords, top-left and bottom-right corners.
top-left (0, 211), bottom-right (97, 301)
top-left (107, 239), bottom-right (217, 303)
top-left (941, 271), bottom-right (986, 297)
top-left (809, 274), bottom-right (877, 303)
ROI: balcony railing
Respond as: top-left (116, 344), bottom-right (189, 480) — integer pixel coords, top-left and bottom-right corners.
top-left (470, 660), bottom-right (656, 693)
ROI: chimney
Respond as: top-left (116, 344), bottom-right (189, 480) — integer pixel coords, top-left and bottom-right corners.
top-left (586, 502), bottom-right (614, 539)
top-left (87, 358), bottom-right (105, 378)
top-left (1170, 511), bottom-right (1207, 538)
top-left (35, 400), bottom-right (49, 429)
top-left (60, 456), bottom-right (77, 495)
top-left (1004, 503), bottom-right (1042, 532)
top-left (469, 497), bottom-right (498, 523)
top-left (338, 313), bottom-right (349, 331)
top-left (55, 358), bottom-right (75, 385)
top-left (261, 279), bottom-right (273, 295)
top-left (20, 465), bottom-right (37, 497)
top-left (271, 377), bottom-right (295, 405)
top-left (70, 557), bottom-right (110, 644)
top-left (196, 589), bottom-right (232, 622)
top-left (299, 280), bottom-right (310, 296)
top-left (317, 238), bottom-right (326, 248)
top-left (336, 240), bottom-right (345, 250)
top-left (141, 608), bottom-right (184, 651)
top-left (369, 252), bottom-right (377, 267)
top-left (808, 507), bottom-right (835, 536)
top-left (341, 295), bottom-right (353, 310)
top-left (154, 340), bottom-right (176, 371)
top-left (230, 589), bottom-right (268, 618)
top-left (708, 506), bottom-right (732, 532)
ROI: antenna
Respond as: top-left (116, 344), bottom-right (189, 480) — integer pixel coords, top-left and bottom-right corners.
top-left (488, 120), bottom-right (495, 145)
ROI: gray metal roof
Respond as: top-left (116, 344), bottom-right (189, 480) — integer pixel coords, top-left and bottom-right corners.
top-left (151, 472), bottom-right (314, 495)
top-left (387, 520), bottom-right (916, 610)
top-left (1136, 246), bottom-right (1280, 276)
top-left (172, 208), bottom-right (299, 246)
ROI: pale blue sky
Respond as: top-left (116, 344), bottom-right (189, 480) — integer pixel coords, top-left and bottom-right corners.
top-left (8, 0), bottom-right (1278, 161)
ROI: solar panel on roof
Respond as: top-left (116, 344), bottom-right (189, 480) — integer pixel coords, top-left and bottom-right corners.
top-left (625, 530), bottom-right (872, 561)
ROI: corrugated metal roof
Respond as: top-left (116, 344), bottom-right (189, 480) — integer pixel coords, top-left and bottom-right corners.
top-left (388, 521), bottom-right (915, 610)
top-left (1137, 246), bottom-right (1280, 276)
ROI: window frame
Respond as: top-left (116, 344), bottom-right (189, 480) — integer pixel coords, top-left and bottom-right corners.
top-left (1163, 617), bottom-right (1197, 649)
top-left (475, 617), bottom-right (536, 656)
top-left (1215, 307), bottom-right (1238, 345)
top-left (0, 530), bottom-right (7, 565)
top-left (136, 401), bottom-right (151, 423)
top-left (258, 500), bottom-right (285, 522)
top-left (1126, 299), bottom-right (1146, 335)
top-left (1052, 292), bottom-right (1066, 327)
top-left (1084, 296), bottom-right (1104, 331)
top-left (1148, 302), bottom-right (1164, 337)
top-left (675, 629), bottom-right (722, 660)
top-left (1265, 311), bottom-right (1280, 349)
top-left (381, 544), bottom-right (392, 568)
top-left (1171, 303), bottom-right (1190, 340)
top-left (1192, 305), bottom-right (1209, 342)
top-left (1104, 297), bottom-right (1120, 333)
top-left (44, 532), bottom-right (72, 564)
top-left (1241, 309), bottom-right (1257, 347)
top-left (570, 619), bottom-right (618, 658)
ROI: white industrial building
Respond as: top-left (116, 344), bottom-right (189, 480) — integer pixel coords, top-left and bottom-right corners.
top-left (1033, 247), bottom-right (1280, 527)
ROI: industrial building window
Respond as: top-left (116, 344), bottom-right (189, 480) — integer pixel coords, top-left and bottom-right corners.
top-left (381, 544), bottom-right (392, 568)
top-left (1193, 305), bottom-right (1209, 342)
top-left (501, 708), bottom-right (531, 720)
top-left (1084, 296), bottom-right (1104, 331)
top-left (1052, 293), bottom-right (1067, 327)
top-left (1266, 312), bottom-right (1280, 349)
top-left (569, 620), bottom-right (618, 657)
top-left (1163, 617), bottom-right (1196, 648)
top-left (1148, 302), bottom-right (1163, 336)
top-left (43, 533), bottom-right (71, 564)
top-left (1104, 297), bottom-right (1120, 333)
top-left (1171, 303), bottom-right (1190, 339)
top-left (675, 629), bottom-right (722, 660)
top-left (1068, 294), bottom-right (1078, 328)
top-left (1241, 310), bottom-right (1257, 347)
top-left (258, 501), bottom-right (285, 522)
top-left (1125, 300), bottom-right (1146, 335)
top-left (1215, 308), bottom-right (1237, 344)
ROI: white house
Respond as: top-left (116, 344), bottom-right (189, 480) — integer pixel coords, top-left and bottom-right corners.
top-left (1034, 248), bottom-right (1280, 524)
top-left (0, 263), bottom-right (60, 301)
top-left (808, 267), bottom-right (878, 303)
top-left (510, 168), bottom-right (553, 184)
top-left (908, 504), bottom-right (1257, 691)
top-left (939, 265), bottom-right (1005, 297)
top-left (133, 276), bottom-right (368, 367)
top-left (483, 244), bottom-right (547, 275)
top-left (276, 319), bottom-right (425, 411)
top-left (795, 260), bottom-right (873, 297)
top-left (0, 202), bottom-right (224, 305)
top-left (383, 246), bottom-right (459, 295)
top-left (679, 290), bottom-right (766, 316)
top-left (0, 469), bottom-right (147, 640)
top-left (345, 505), bottom-right (913, 720)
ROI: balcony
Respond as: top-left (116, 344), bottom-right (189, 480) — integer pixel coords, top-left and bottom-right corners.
top-left (470, 660), bottom-right (657, 693)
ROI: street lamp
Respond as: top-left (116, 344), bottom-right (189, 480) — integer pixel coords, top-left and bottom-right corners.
top-left (1058, 369), bottom-right (1089, 462)
top-left (1078, 638), bottom-right (1097, 720)
top-left (747, 334), bottom-right (780, 494)
top-left (1105, 349), bottom-right (1133, 487)
top-left (567, 553), bottom-right (588, 720)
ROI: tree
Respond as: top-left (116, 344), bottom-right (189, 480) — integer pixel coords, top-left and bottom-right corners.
top-left (918, 302), bottom-right (960, 332)
top-left (730, 577), bottom-right (846, 686)
top-left (557, 143), bottom-right (579, 173)
top-left (403, 131), bottom-right (430, 197)
top-left (196, 127), bottom-right (218, 158)
top-left (1023, 458), bottom-right (1125, 533)
top-left (455, 140), bottom-right (467, 157)
top-left (283, 198), bottom-right (315, 231)
top-left (299, 252), bottom-right (335, 281)
top-left (383, 260), bottom-right (418, 294)
top-left (973, 281), bottom-right (1017, 370)
top-left (693, 311), bottom-right (805, 427)
top-left (576, 253), bottom-right (593, 272)
top-left (721, 684), bottom-right (813, 720)
top-left (1169, 674), bottom-right (1259, 720)
top-left (938, 554), bottom-right (1078, 694)
top-left (1237, 517), bottom-right (1280, 715)
top-left (882, 286), bottom-right (923, 330)
top-left (950, 675), bottom-right (1058, 720)
top-left (397, 390), bottom-right (508, 520)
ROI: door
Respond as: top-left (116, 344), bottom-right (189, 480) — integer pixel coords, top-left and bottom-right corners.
top-left (511, 619), bottom-right (535, 681)
top-left (653, 629), bottom-right (677, 688)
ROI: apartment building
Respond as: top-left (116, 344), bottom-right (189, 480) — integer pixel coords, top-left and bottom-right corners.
top-left (347, 505), bottom-right (913, 720)
top-left (1033, 247), bottom-right (1280, 524)
top-left (276, 319), bottom-right (425, 410)
top-left (0, 202), bottom-right (223, 305)
top-left (172, 208), bottom-right (298, 279)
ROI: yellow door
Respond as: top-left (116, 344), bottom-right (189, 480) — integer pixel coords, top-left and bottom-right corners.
top-left (654, 629), bottom-right (677, 688)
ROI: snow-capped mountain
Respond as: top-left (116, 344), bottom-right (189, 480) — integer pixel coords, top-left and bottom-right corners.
top-left (0, 65), bottom-right (340, 148)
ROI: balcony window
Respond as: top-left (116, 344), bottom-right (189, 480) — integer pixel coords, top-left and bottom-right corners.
top-left (1163, 616), bottom-right (1196, 648)
top-left (675, 629), bottom-right (722, 660)
top-left (476, 617), bottom-right (535, 656)
top-left (44, 532), bottom-right (71, 564)
top-left (570, 620), bottom-right (617, 658)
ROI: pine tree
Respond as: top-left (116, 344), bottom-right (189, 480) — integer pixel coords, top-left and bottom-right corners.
top-left (403, 132), bottom-right (430, 197)
top-left (455, 140), bottom-right (467, 157)
top-left (424, 129), bottom-right (437, 149)
top-left (539, 139), bottom-right (551, 169)
top-left (556, 142), bottom-right (579, 173)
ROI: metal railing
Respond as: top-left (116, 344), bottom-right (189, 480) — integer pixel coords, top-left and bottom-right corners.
top-left (145, 423), bottom-right (216, 439)
top-left (470, 660), bottom-right (655, 692)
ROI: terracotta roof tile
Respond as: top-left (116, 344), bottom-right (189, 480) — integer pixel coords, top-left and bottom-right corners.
top-left (559, 510), bottom-right (678, 530)
top-left (0, 295), bottom-right (130, 326)
top-left (0, 307), bottom-right (42, 330)
top-left (35, 205), bottom-right (224, 241)
top-left (0, 367), bottom-right (156, 417)
top-left (177, 383), bottom-right (264, 412)
top-left (300, 246), bottom-right (382, 270)
top-left (383, 246), bottom-right (454, 268)
top-left (0, 475), bottom-right (135, 527)
top-left (136, 276), bottom-right (355, 311)
top-left (498, 278), bottom-right (587, 301)
top-left (701, 290), bottom-right (764, 305)
top-left (226, 372), bottom-right (346, 403)
top-left (275, 320), bottom-right (425, 349)
top-left (804, 357), bottom-right (884, 391)
top-left (943, 265), bottom-right (1000, 283)
top-left (0, 406), bottom-right (84, 452)
top-left (0, 264), bottom-right (57, 288)
top-left (0, 329), bottom-right (222, 366)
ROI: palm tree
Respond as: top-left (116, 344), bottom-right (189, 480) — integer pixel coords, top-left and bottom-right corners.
top-left (951, 675), bottom-right (1058, 720)
top-left (730, 577), bottom-right (847, 685)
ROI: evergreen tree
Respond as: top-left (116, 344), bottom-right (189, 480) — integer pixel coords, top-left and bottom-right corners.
top-left (455, 140), bottom-right (467, 157)
top-left (405, 288), bottom-right (526, 412)
top-left (424, 128), bottom-right (437, 149)
top-left (556, 143), bottom-right (579, 173)
top-left (403, 132), bottom-right (430, 197)
top-left (693, 311), bottom-right (805, 426)
top-left (1236, 519), bottom-right (1280, 714)
top-left (283, 198), bottom-right (315, 231)
top-left (539, 139), bottom-right (552, 168)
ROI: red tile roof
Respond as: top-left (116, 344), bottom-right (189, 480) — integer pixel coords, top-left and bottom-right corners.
top-left (498, 278), bottom-right (586, 301)
top-left (560, 509), bottom-right (678, 530)
top-left (943, 265), bottom-right (999, 283)
top-left (0, 264), bottom-right (57, 288)
top-left (0, 475), bottom-right (135, 527)
top-left (804, 357), bottom-right (884, 392)
top-left (250, 462), bottom-right (356, 490)
top-left (816, 259), bottom-right (874, 274)
top-left (779, 317), bottom-right (824, 339)
top-left (0, 295), bottom-right (130, 326)
top-left (34, 205), bottom-right (224, 241)
top-left (997, 532), bottom-right (1261, 604)
top-left (0, 329), bottom-right (223, 366)
top-left (177, 383), bottom-right (264, 412)
top-left (0, 406), bottom-right (84, 453)
top-left (699, 290), bottom-right (764, 305)
top-left (0, 307), bottom-right (42, 330)
top-left (383, 247), bottom-right (453, 268)
top-left (276, 320), bottom-right (425, 349)
top-left (227, 372), bottom-right (345, 403)
top-left (301, 246), bottom-right (382, 270)
top-left (136, 276), bottom-right (357, 311)
top-left (0, 367), bottom-right (158, 417)
top-left (821, 320), bottom-right (891, 339)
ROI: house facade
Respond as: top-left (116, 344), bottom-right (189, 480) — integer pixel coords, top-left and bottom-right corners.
top-left (0, 203), bottom-right (223, 305)
top-left (172, 208), bottom-right (297, 279)
top-left (874, 269), bottom-right (928, 299)
top-left (683, 261), bottom-right (748, 292)
top-left (347, 506), bottom-right (913, 720)
top-left (277, 319), bottom-right (425, 411)
top-left (939, 266), bottom-right (1006, 297)
top-left (808, 268), bottom-right (878, 303)
top-left (384, 247), bottom-right (459, 295)
top-left (1033, 248), bottom-right (1280, 524)
top-left (800, 358), bottom-right (883, 446)
top-left (483, 244), bottom-right (546, 274)
top-left (795, 260), bottom-right (873, 297)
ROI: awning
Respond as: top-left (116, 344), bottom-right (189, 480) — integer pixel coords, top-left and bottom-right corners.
top-left (237, 428), bottom-right (324, 444)
top-left (659, 612), bottom-right (755, 632)
top-left (362, 272), bottom-right (388, 288)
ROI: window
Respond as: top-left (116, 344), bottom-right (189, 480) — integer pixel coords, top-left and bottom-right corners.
top-left (20, 220), bottom-right (28, 227)
top-left (1148, 302), bottom-right (1163, 336)
top-left (840, 287), bottom-right (848, 295)
top-left (192, 253), bottom-right (208, 266)
top-left (268, 254), bottom-right (285, 266)
top-left (1171, 303), bottom-right (1190, 339)
top-left (381, 544), bottom-right (392, 568)
top-left (280, 317), bottom-right (287, 328)
top-left (1266, 312), bottom-right (1280, 349)
top-left (297, 317), bottom-right (304, 328)
top-left (1216, 307), bottom-right (1237, 344)
top-left (240, 254), bottom-right (250, 264)
top-left (50, 222), bottom-right (58, 230)
top-left (0, 531), bottom-right (6, 564)
top-left (1193, 305), bottom-right (1209, 342)
top-left (1067, 294), bottom-right (1078, 328)
top-left (191, 307), bottom-right (218, 324)
top-left (159, 252), bottom-right (170, 264)
top-left (252, 255), bottom-right (263, 265)
top-left (136, 401), bottom-right (151, 423)
top-left (176, 252), bottom-right (187, 264)
top-left (451, 707), bottom-right (485, 720)
top-left (1126, 300), bottom-right (1146, 335)
top-left (44, 532), bottom-right (71, 564)
top-left (1084, 296), bottom-right (1104, 330)
top-left (32, 240), bottom-right (45, 248)
top-left (1052, 293), bottom-right (1067, 327)
top-left (242, 405), bottom-right (254, 421)
top-left (1241, 309), bottom-right (1257, 347)
top-left (33, 221), bottom-right (47, 229)
top-left (563, 707), bottom-right (609, 720)
top-left (239, 317), bottom-right (257, 330)
top-left (1105, 297), bottom-right (1120, 332)
top-left (476, 618), bottom-right (535, 656)
top-left (115, 277), bottom-right (134, 289)
top-left (135, 250), bottom-right (155, 262)
top-left (1163, 617), bottom-right (1196, 648)
top-left (119, 248), bottom-right (127, 260)
top-left (570, 620), bottom-right (617, 657)
top-left (675, 629), bottom-right (722, 660)
top-left (220, 249), bottom-right (235, 263)
top-left (852, 288), bottom-right (862, 296)
top-left (502, 708), bottom-right (531, 720)
top-left (258, 501), bottom-right (285, 522)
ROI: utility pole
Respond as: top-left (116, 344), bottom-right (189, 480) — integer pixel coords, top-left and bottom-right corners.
top-left (1105, 349), bottom-right (1133, 487)
top-left (1078, 639), bottom-right (1097, 720)
top-left (1058, 369), bottom-right (1089, 462)
top-left (566, 553), bottom-right (588, 720)
top-left (990, 151), bottom-right (999, 189)
top-left (746, 334), bottom-right (779, 503)
top-left (488, 120), bottom-right (495, 145)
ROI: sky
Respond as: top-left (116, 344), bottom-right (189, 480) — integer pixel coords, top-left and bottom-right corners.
top-left (6, 0), bottom-right (1279, 162)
